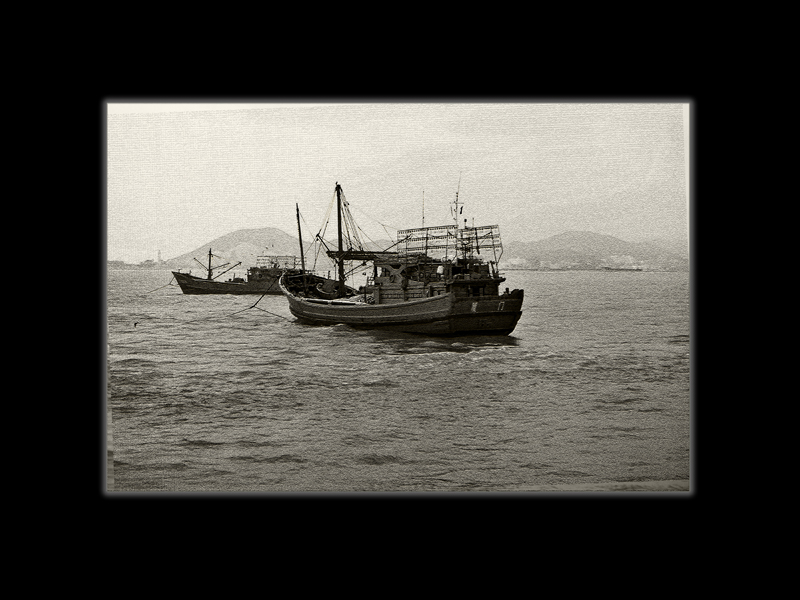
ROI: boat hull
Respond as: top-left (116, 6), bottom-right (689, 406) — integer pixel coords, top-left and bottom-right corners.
top-left (172, 271), bottom-right (283, 295)
top-left (279, 277), bottom-right (523, 336)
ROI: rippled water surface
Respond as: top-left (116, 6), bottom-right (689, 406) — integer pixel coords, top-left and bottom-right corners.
top-left (106, 269), bottom-right (691, 492)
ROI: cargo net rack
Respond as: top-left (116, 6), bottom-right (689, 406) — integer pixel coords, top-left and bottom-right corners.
top-left (255, 255), bottom-right (300, 269)
top-left (396, 224), bottom-right (503, 261)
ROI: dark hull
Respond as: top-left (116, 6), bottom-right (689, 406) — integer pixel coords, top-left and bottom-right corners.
top-left (279, 276), bottom-right (523, 336)
top-left (172, 271), bottom-right (283, 295)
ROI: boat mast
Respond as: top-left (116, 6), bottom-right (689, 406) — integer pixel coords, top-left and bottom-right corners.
top-left (335, 182), bottom-right (346, 297)
top-left (296, 203), bottom-right (308, 295)
top-left (453, 181), bottom-right (460, 229)
top-left (453, 173), bottom-right (468, 261)
top-left (423, 189), bottom-right (429, 258)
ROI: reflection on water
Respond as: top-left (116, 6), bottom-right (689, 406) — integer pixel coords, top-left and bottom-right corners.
top-left (353, 328), bottom-right (521, 354)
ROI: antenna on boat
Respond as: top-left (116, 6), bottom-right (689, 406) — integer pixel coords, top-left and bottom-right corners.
top-left (453, 171), bottom-right (464, 230)
top-left (421, 189), bottom-right (425, 228)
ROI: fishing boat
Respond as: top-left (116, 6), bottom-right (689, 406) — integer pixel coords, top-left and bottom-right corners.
top-left (172, 249), bottom-right (302, 295)
top-left (279, 182), bottom-right (524, 336)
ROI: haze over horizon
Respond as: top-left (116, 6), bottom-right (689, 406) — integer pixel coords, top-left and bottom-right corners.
top-left (107, 102), bottom-right (690, 263)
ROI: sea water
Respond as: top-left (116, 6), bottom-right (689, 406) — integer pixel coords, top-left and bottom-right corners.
top-left (106, 269), bottom-right (691, 493)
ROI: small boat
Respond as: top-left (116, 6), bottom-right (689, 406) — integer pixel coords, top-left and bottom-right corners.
top-left (172, 249), bottom-right (302, 295)
top-left (279, 182), bottom-right (524, 336)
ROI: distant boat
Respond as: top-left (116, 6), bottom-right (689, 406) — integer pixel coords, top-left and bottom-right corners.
top-left (279, 182), bottom-right (524, 336)
top-left (172, 248), bottom-right (302, 295)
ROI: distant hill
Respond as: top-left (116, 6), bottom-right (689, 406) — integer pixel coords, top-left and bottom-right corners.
top-left (113, 228), bottom-right (688, 272)
top-left (163, 227), bottom-right (300, 270)
top-left (162, 227), bottom-right (396, 271)
top-left (503, 230), bottom-right (689, 271)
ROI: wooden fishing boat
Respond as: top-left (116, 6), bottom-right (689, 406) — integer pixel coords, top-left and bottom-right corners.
top-left (279, 182), bottom-right (524, 336)
top-left (172, 249), bottom-right (302, 295)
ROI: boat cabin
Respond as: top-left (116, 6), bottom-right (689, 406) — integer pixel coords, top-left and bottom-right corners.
top-left (362, 253), bottom-right (504, 305)
top-left (248, 255), bottom-right (301, 281)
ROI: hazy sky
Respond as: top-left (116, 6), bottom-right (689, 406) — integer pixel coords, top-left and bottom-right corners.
top-left (107, 102), bottom-right (689, 263)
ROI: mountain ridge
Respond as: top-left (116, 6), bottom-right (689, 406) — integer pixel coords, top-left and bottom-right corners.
top-left (161, 227), bottom-right (300, 270)
top-left (503, 230), bottom-right (688, 270)
top-left (113, 228), bottom-right (689, 272)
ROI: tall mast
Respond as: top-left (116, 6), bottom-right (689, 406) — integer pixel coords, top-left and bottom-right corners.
top-left (454, 172), bottom-right (463, 230)
top-left (422, 189), bottom-right (428, 257)
top-left (453, 173), bottom-right (468, 261)
top-left (335, 182), bottom-right (346, 297)
top-left (296, 203), bottom-right (308, 295)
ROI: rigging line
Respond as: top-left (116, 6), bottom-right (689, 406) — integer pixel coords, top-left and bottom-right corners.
top-left (318, 190), bottom-right (336, 237)
top-left (348, 202), bottom-right (397, 241)
top-left (338, 190), bottom-right (357, 248)
top-left (344, 262), bottom-right (377, 282)
top-left (312, 237), bottom-right (326, 271)
top-left (337, 194), bottom-right (389, 252)
top-left (344, 207), bottom-right (363, 249)
top-left (296, 206), bottom-right (318, 270)
top-left (349, 201), bottom-right (398, 231)
top-left (317, 191), bottom-right (364, 251)
top-left (297, 207), bottom-right (323, 267)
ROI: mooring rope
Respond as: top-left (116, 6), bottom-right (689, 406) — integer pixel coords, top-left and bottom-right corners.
top-left (145, 275), bottom-right (176, 294)
top-left (250, 305), bottom-right (292, 320)
top-left (179, 293), bottom-right (292, 324)
top-left (133, 290), bottom-right (292, 327)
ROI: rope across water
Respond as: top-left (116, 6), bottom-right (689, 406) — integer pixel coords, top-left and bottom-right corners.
top-left (135, 283), bottom-right (292, 328)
